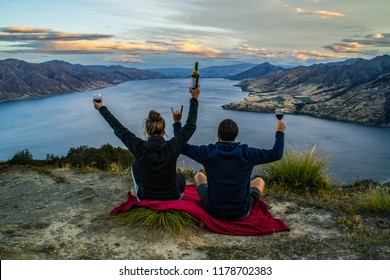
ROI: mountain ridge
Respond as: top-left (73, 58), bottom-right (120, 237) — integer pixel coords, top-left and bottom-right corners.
top-left (223, 55), bottom-right (390, 126)
top-left (0, 59), bottom-right (163, 102)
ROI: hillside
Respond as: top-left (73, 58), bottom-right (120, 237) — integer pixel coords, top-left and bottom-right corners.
top-left (1, 165), bottom-right (389, 260)
top-left (223, 55), bottom-right (390, 126)
top-left (0, 59), bottom-right (163, 102)
top-left (228, 62), bottom-right (285, 80)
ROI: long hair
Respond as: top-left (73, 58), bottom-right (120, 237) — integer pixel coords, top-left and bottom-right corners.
top-left (145, 110), bottom-right (166, 137)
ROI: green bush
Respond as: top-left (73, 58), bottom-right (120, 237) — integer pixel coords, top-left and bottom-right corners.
top-left (9, 144), bottom-right (134, 172)
top-left (9, 149), bottom-right (34, 165)
top-left (65, 144), bottom-right (133, 171)
top-left (360, 188), bottom-right (390, 213)
top-left (265, 145), bottom-right (330, 192)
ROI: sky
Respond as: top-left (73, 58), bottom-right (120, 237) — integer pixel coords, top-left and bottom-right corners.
top-left (0, 0), bottom-right (389, 68)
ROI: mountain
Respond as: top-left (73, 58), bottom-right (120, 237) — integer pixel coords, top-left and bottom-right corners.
top-left (148, 63), bottom-right (257, 78)
top-left (228, 62), bottom-right (285, 80)
top-left (0, 59), bottom-right (163, 102)
top-left (223, 55), bottom-right (390, 126)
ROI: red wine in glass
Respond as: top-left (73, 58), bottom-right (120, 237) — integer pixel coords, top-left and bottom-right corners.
top-left (275, 109), bottom-right (284, 120)
top-left (93, 93), bottom-right (102, 103)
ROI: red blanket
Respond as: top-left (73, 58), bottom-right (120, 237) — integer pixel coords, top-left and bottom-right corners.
top-left (110, 184), bottom-right (291, 236)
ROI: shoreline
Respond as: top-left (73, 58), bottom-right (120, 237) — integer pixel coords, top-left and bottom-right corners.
top-left (0, 83), bottom-right (119, 105)
top-left (222, 104), bottom-right (390, 128)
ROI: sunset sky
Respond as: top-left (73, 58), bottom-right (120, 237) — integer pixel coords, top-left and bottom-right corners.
top-left (0, 0), bottom-right (389, 68)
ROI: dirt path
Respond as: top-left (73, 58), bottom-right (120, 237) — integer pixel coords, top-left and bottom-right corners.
top-left (1, 166), bottom-right (389, 259)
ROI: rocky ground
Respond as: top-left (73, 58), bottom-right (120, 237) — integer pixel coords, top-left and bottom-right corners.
top-left (1, 165), bottom-right (389, 260)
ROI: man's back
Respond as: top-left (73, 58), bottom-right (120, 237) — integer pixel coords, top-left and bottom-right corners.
top-left (182, 131), bottom-right (284, 220)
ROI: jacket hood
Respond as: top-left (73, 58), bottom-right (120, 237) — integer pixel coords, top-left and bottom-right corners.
top-left (216, 141), bottom-right (240, 151)
top-left (145, 135), bottom-right (167, 152)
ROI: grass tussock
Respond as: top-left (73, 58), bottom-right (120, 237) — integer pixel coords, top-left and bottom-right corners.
top-left (338, 215), bottom-right (364, 232)
top-left (360, 188), bottom-right (390, 213)
top-left (112, 207), bottom-right (202, 237)
top-left (265, 145), bottom-right (331, 193)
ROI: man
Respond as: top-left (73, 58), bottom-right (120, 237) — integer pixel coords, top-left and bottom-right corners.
top-left (171, 113), bottom-right (286, 221)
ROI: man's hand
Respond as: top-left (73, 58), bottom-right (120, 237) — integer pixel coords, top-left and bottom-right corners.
top-left (93, 100), bottom-right (105, 110)
top-left (171, 105), bottom-right (184, 123)
top-left (189, 85), bottom-right (200, 99)
top-left (276, 120), bottom-right (286, 132)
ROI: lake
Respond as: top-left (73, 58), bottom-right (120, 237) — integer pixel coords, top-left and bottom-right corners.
top-left (1, 78), bottom-right (389, 184)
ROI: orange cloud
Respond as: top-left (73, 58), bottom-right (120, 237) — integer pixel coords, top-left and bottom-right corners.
top-left (238, 44), bottom-right (267, 52)
top-left (105, 54), bottom-right (143, 63)
top-left (238, 43), bottom-right (344, 62)
top-left (38, 40), bottom-right (168, 53)
top-left (1, 26), bottom-right (51, 33)
top-left (372, 33), bottom-right (384, 39)
top-left (324, 42), bottom-right (364, 53)
top-left (0, 26), bottom-right (112, 41)
top-left (176, 43), bottom-right (222, 58)
top-left (296, 8), bottom-right (345, 19)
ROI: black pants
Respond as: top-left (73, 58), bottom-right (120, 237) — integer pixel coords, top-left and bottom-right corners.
top-left (131, 161), bottom-right (186, 198)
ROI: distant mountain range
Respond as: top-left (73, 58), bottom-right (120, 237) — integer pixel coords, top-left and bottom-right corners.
top-left (147, 63), bottom-right (257, 78)
top-left (0, 59), bottom-right (163, 102)
top-left (0, 60), bottom-right (258, 102)
top-left (227, 62), bottom-right (285, 80)
top-left (1, 57), bottom-right (389, 126)
top-left (223, 55), bottom-right (390, 126)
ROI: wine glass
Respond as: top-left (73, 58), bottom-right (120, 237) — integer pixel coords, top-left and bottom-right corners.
top-left (93, 93), bottom-right (102, 103)
top-left (275, 109), bottom-right (284, 120)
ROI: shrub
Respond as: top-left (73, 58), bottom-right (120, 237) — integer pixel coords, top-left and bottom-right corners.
top-left (265, 145), bottom-right (330, 192)
top-left (65, 144), bottom-right (134, 171)
top-left (45, 154), bottom-right (66, 168)
top-left (360, 188), bottom-right (390, 213)
top-left (9, 149), bottom-right (34, 165)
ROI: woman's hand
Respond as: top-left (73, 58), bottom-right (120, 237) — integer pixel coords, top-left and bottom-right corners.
top-left (171, 105), bottom-right (183, 123)
top-left (93, 100), bottom-right (105, 110)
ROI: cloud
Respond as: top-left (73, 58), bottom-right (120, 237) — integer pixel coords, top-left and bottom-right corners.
top-left (104, 54), bottom-right (143, 63)
top-left (324, 42), bottom-right (365, 53)
top-left (324, 33), bottom-right (390, 54)
top-left (237, 43), bottom-right (345, 63)
top-left (176, 43), bottom-right (224, 58)
top-left (0, 25), bottom-right (230, 61)
top-left (360, 33), bottom-right (390, 46)
top-left (296, 7), bottom-right (345, 19)
top-left (0, 26), bottom-right (113, 41)
top-left (31, 41), bottom-right (168, 54)
top-left (1, 26), bottom-right (51, 33)
top-left (0, 25), bottom-right (169, 57)
top-left (238, 44), bottom-right (267, 53)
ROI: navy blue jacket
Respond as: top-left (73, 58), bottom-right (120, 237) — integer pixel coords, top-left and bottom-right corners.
top-left (174, 122), bottom-right (284, 220)
top-left (99, 97), bottom-right (198, 200)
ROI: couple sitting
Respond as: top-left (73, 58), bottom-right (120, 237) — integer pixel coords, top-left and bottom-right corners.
top-left (93, 86), bottom-right (286, 221)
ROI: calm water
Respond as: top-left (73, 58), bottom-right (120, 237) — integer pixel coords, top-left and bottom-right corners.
top-left (1, 78), bottom-right (390, 184)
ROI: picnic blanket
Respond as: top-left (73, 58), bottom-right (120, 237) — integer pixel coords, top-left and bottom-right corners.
top-left (110, 184), bottom-right (291, 236)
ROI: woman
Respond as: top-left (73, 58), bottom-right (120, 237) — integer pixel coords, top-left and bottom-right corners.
top-left (93, 86), bottom-right (200, 200)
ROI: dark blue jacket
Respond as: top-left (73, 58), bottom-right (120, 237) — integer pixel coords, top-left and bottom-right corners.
top-left (174, 122), bottom-right (284, 220)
